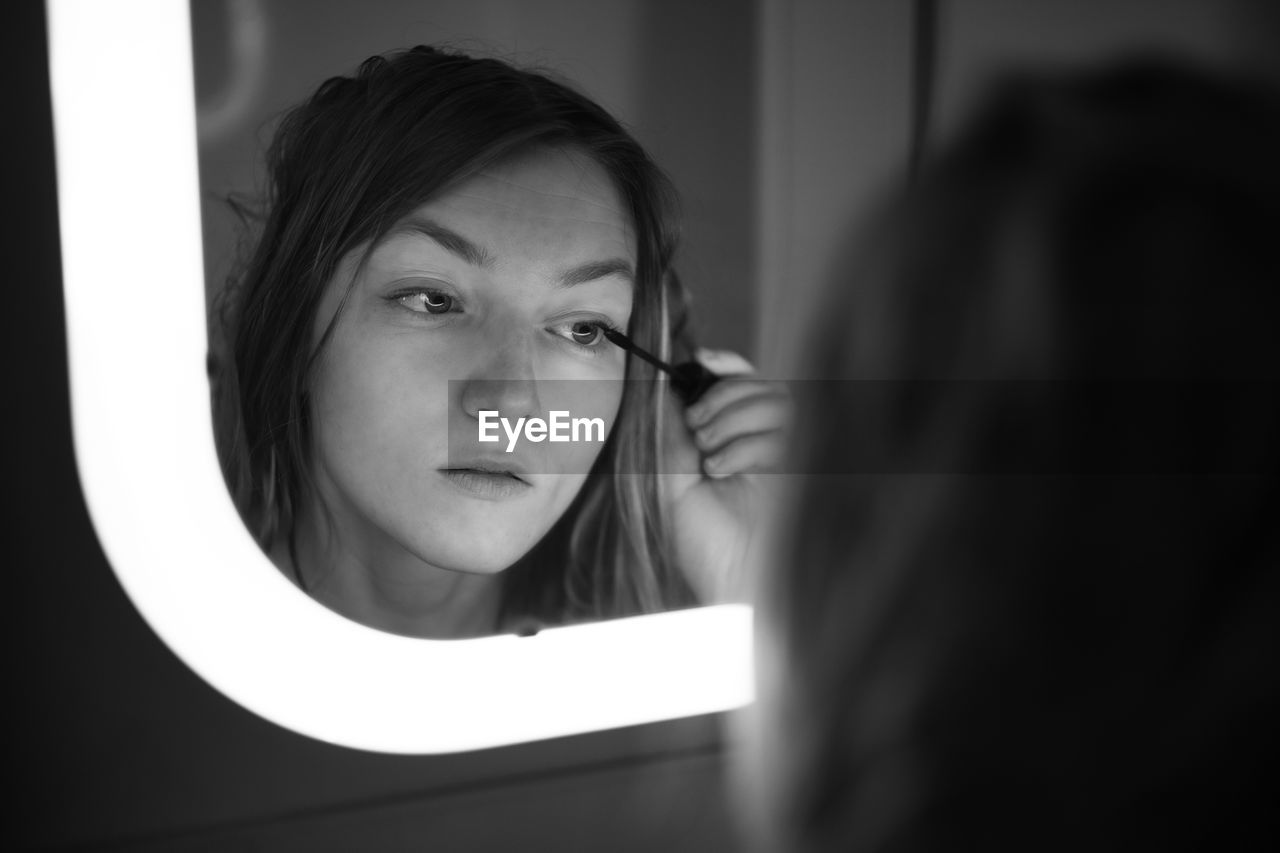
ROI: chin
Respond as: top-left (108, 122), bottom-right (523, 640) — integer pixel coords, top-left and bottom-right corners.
top-left (381, 478), bottom-right (580, 576)
top-left (430, 553), bottom-right (520, 576)
top-left (406, 520), bottom-right (545, 576)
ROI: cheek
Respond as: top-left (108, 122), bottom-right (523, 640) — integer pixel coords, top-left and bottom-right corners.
top-left (309, 335), bottom-right (454, 478)
top-left (303, 321), bottom-right (627, 572)
top-left (533, 379), bottom-right (626, 475)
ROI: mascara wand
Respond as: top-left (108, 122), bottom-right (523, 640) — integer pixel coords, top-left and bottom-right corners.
top-left (600, 327), bottom-right (720, 405)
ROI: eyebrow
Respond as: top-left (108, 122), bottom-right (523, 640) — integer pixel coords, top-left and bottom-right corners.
top-left (392, 216), bottom-right (494, 268)
top-left (557, 258), bottom-right (634, 288)
top-left (389, 214), bottom-right (634, 288)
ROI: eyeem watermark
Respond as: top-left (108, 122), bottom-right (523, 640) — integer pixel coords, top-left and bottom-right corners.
top-left (479, 410), bottom-right (606, 453)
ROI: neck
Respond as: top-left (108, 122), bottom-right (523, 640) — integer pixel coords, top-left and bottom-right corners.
top-left (280, 500), bottom-right (505, 639)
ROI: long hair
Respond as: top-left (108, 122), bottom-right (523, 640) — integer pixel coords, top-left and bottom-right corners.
top-left (759, 57), bottom-right (1280, 851)
top-left (212, 46), bottom-right (698, 629)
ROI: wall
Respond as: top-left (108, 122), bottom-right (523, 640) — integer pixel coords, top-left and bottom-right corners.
top-left (752, 0), bottom-right (1279, 376)
top-left (754, 0), bottom-right (914, 374)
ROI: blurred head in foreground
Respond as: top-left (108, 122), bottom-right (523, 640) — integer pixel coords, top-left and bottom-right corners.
top-left (750, 57), bottom-right (1280, 851)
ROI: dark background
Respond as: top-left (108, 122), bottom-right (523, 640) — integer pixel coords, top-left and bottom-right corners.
top-left (8, 1), bottom-right (1278, 850)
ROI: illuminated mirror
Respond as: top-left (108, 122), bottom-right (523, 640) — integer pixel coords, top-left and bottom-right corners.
top-left (47, 0), bottom-right (751, 754)
top-left (195, 0), bottom-right (779, 641)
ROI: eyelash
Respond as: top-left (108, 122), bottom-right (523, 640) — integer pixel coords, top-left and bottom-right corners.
top-left (389, 286), bottom-right (458, 316)
top-left (558, 318), bottom-right (619, 354)
top-left (386, 287), bottom-right (620, 354)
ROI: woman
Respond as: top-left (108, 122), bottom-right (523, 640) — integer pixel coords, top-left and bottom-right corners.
top-left (749, 58), bottom-right (1280, 850)
top-left (213, 46), bottom-right (786, 638)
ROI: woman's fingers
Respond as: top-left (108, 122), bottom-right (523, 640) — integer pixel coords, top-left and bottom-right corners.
top-left (702, 429), bottom-right (788, 478)
top-left (686, 378), bottom-right (788, 431)
top-left (691, 387), bottom-right (791, 458)
top-left (695, 347), bottom-right (757, 377)
top-left (677, 348), bottom-right (792, 478)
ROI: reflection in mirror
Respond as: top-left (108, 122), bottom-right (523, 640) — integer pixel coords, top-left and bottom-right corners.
top-left (50, 0), bottom-right (753, 754)
top-left (197, 7), bottom-right (787, 638)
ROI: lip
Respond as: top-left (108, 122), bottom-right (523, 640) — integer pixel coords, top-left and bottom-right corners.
top-left (439, 460), bottom-right (533, 501)
top-left (444, 457), bottom-right (532, 484)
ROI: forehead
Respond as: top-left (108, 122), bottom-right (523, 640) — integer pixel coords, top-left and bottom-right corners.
top-left (418, 147), bottom-right (636, 260)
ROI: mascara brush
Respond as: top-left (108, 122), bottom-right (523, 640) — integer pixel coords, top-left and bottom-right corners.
top-left (599, 327), bottom-right (720, 405)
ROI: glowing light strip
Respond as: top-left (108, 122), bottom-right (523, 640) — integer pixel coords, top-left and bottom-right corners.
top-left (46, 0), bottom-right (752, 754)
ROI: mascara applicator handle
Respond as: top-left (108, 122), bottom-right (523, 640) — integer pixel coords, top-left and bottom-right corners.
top-left (671, 361), bottom-right (719, 406)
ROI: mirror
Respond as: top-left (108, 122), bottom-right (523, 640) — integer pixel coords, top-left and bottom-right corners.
top-left (192, 0), bottom-right (776, 639)
top-left (47, 0), bottom-right (751, 753)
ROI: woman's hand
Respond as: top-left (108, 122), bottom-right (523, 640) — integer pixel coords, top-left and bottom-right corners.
top-left (659, 349), bottom-right (791, 603)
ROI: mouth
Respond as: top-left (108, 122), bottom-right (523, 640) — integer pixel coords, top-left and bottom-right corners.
top-left (442, 460), bottom-right (530, 484)
top-left (438, 460), bottom-right (533, 500)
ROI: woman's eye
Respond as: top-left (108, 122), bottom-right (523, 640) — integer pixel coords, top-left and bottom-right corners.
top-left (398, 289), bottom-right (455, 314)
top-left (568, 321), bottom-right (603, 346)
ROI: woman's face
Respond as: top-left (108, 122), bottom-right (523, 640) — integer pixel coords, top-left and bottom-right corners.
top-left (306, 146), bottom-right (633, 577)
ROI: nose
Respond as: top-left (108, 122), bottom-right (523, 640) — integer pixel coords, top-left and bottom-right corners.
top-left (459, 331), bottom-right (542, 422)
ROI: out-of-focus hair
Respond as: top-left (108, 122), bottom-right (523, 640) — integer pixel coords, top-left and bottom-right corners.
top-left (758, 57), bottom-right (1280, 851)
top-left (212, 46), bottom-right (699, 628)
